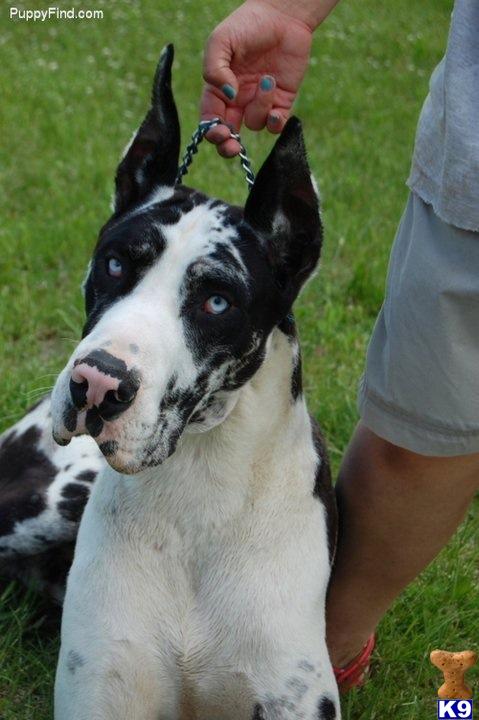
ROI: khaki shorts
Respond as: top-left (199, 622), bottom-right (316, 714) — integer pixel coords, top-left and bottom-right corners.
top-left (358, 191), bottom-right (479, 456)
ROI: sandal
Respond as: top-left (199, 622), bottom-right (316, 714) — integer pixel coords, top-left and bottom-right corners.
top-left (333, 634), bottom-right (376, 692)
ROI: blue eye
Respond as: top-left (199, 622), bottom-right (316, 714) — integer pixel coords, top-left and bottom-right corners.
top-left (203, 295), bottom-right (231, 315)
top-left (107, 257), bottom-right (123, 278)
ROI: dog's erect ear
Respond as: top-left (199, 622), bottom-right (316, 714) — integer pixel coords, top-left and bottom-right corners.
top-left (114, 44), bottom-right (180, 215)
top-left (244, 117), bottom-right (322, 304)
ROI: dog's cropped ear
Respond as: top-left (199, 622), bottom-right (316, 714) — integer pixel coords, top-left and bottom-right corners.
top-left (244, 117), bottom-right (322, 304)
top-left (114, 44), bottom-right (180, 215)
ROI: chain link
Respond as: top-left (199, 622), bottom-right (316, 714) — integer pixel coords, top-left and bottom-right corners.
top-left (176, 118), bottom-right (256, 190)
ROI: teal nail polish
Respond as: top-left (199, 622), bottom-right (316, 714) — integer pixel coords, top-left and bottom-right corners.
top-left (222, 84), bottom-right (236, 100)
top-left (268, 114), bottom-right (280, 125)
top-left (260, 76), bottom-right (274, 92)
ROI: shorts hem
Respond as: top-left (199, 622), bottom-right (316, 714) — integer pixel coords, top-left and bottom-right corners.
top-left (358, 378), bottom-right (479, 457)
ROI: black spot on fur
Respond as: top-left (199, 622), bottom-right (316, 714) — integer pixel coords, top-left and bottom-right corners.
top-left (251, 704), bottom-right (264, 720)
top-left (85, 408), bottom-right (103, 438)
top-left (291, 350), bottom-right (302, 401)
top-left (317, 697), bottom-right (336, 720)
top-left (69, 378), bottom-right (88, 410)
top-left (75, 349), bottom-right (128, 379)
top-left (298, 660), bottom-right (315, 672)
top-left (58, 483), bottom-right (90, 523)
top-left (67, 649), bottom-right (86, 674)
top-left (63, 404), bottom-right (78, 432)
top-left (0, 426), bottom-right (55, 537)
top-left (311, 417), bottom-right (337, 564)
top-left (99, 440), bottom-right (118, 456)
top-left (277, 313), bottom-right (297, 339)
top-left (75, 470), bottom-right (97, 483)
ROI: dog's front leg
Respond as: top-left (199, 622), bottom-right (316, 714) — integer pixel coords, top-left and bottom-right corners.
top-left (53, 483), bottom-right (181, 720)
top-left (55, 639), bottom-right (177, 720)
top-left (249, 647), bottom-right (340, 720)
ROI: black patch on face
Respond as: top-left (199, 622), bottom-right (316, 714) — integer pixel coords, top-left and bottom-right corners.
top-left (311, 417), bottom-right (337, 564)
top-left (317, 697), bottom-right (336, 720)
top-left (75, 469), bottom-right (97, 483)
top-left (63, 403), bottom-right (78, 432)
top-left (140, 371), bottom-right (217, 466)
top-left (99, 440), bottom-right (119, 456)
top-left (69, 378), bottom-right (88, 410)
top-left (180, 218), bottom-right (287, 405)
top-left (83, 186), bottom-right (211, 337)
top-left (58, 483), bottom-right (90, 523)
top-left (74, 348), bottom-right (128, 380)
top-left (83, 218), bottom-right (167, 336)
top-left (0, 426), bottom-right (56, 537)
top-left (85, 408), bottom-right (104, 438)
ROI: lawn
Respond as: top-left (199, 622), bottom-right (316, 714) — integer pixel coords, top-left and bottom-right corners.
top-left (1, 0), bottom-right (477, 718)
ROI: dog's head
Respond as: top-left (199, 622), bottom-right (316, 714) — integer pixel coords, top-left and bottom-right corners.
top-left (51, 45), bottom-right (323, 473)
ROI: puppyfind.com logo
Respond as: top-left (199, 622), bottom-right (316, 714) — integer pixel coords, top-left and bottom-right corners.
top-left (9, 7), bottom-right (104, 21)
top-left (438, 700), bottom-right (473, 719)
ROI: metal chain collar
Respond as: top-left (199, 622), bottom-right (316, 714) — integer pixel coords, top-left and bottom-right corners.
top-left (176, 118), bottom-right (256, 190)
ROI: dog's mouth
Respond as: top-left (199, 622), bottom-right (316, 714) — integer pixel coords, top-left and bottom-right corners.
top-left (52, 377), bottom-right (204, 475)
top-left (52, 405), bottom-right (182, 475)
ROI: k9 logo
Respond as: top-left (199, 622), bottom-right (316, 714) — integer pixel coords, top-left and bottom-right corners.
top-left (437, 700), bottom-right (473, 719)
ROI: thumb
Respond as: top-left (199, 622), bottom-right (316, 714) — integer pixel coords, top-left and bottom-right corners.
top-left (203, 29), bottom-right (239, 101)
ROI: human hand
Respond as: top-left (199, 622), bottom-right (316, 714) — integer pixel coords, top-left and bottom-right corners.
top-left (200, 0), bottom-right (314, 156)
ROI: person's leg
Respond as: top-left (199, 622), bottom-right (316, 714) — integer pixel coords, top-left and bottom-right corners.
top-left (327, 422), bottom-right (479, 667)
top-left (326, 192), bottom-right (479, 669)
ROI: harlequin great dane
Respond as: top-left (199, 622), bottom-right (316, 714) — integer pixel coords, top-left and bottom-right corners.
top-left (0, 45), bottom-right (340, 719)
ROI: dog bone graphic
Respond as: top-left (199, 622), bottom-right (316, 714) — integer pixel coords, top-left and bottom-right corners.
top-left (430, 649), bottom-right (477, 700)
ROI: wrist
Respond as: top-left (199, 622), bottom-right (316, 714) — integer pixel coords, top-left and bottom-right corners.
top-left (251, 0), bottom-right (341, 31)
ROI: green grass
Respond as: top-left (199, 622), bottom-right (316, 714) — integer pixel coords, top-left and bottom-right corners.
top-left (1, 0), bottom-right (477, 718)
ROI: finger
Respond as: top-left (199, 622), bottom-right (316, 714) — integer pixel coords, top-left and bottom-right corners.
top-left (200, 84), bottom-right (243, 143)
top-left (200, 110), bottom-right (242, 157)
top-left (217, 138), bottom-right (242, 158)
top-left (203, 30), bottom-right (238, 102)
top-left (206, 123), bottom-right (231, 145)
top-left (266, 109), bottom-right (288, 134)
top-left (243, 75), bottom-right (276, 131)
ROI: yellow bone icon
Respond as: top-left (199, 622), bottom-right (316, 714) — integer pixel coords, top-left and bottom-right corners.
top-left (430, 649), bottom-right (477, 700)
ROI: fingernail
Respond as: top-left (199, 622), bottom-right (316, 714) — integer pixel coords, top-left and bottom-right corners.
top-left (260, 75), bottom-right (275, 92)
top-left (222, 84), bottom-right (236, 100)
top-left (268, 114), bottom-right (280, 125)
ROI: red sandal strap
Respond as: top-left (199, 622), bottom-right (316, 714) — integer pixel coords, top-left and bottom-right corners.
top-left (333, 634), bottom-right (376, 688)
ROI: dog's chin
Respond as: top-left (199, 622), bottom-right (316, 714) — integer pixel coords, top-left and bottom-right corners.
top-left (102, 452), bottom-right (146, 475)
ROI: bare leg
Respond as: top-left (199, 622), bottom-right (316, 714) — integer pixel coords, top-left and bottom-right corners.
top-left (326, 422), bottom-right (479, 667)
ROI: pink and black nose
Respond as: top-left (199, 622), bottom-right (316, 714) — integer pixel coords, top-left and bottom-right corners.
top-left (69, 349), bottom-right (140, 425)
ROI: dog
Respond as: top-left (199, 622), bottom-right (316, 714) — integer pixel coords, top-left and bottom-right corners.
top-left (0, 44), bottom-right (339, 719)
